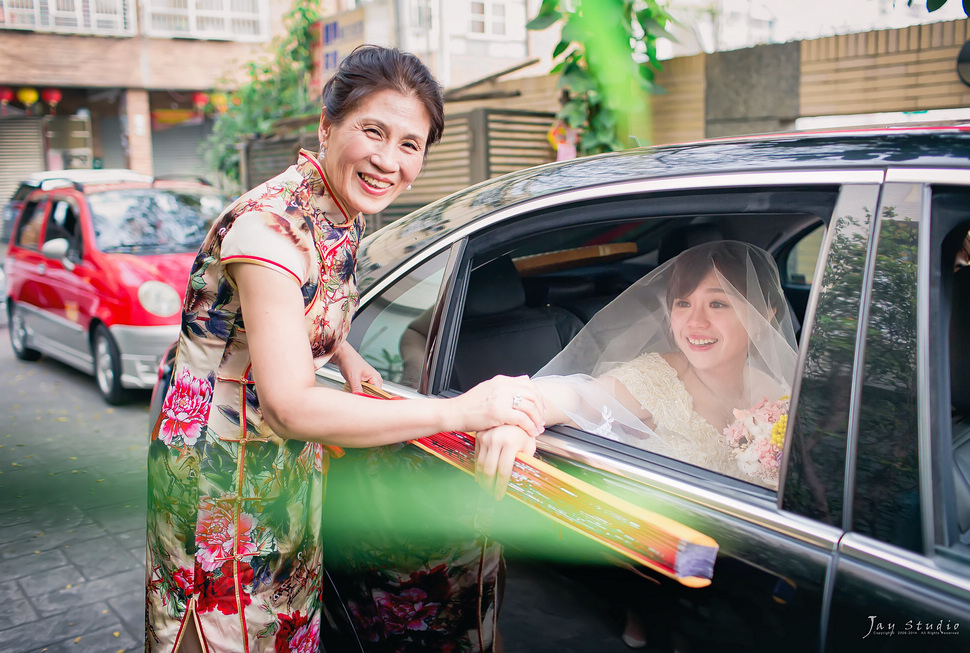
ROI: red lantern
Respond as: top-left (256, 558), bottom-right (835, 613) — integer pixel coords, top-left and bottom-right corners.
top-left (192, 91), bottom-right (209, 109)
top-left (0, 87), bottom-right (13, 105)
top-left (41, 88), bottom-right (62, 106)
top-left (40, 88), bottom-right (62, 114)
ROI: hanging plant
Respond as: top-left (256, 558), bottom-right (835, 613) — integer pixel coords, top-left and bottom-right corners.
top-left (528, 0), bottom-right (674, 156)
top-left (202, 0), bottom-right (322, 192)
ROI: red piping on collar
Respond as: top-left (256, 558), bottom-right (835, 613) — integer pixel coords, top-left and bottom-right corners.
top-left (300, 150), bottom-right (355, 227)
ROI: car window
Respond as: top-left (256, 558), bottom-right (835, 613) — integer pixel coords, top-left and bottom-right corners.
top-left (852, 182), bottom-right (921, 552)
top-left (784, 224), bottom-right (824, 285)
top-left (14, 200), bottom-right (47, 250)
top-left (43, 199), bottom-right (82, 253)
top-left (87, 188), bottom-right (225, 253)
top-left (935, 187), bottom-right (970, 557)
top-left (346, 250), bottom-right (450, 389)
top-left (783, 184), bottom-right (880, 524)
top-left (446, 187), bottom-right (838, 489)
top-left (11, 183), bottom-right (37, 202)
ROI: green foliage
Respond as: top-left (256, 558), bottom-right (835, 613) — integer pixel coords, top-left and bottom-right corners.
top-left (906, 0), bottom-right (970, 16)
top-left (527, 0), bottom-right (673, 156)
top-left (202, 1), bottom-right (322, 193)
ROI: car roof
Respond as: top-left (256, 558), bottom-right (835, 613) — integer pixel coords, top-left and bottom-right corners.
top-left (23, 169), bottom-right (154, 185)
top-left (357, 126), bottom-right (970, 286)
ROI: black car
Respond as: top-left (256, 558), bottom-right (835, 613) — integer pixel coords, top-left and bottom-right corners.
top-left (306, 127), bottom-right (970, 651)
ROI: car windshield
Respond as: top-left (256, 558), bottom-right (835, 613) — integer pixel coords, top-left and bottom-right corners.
top-left (89, 188), bottom-right (226, 253)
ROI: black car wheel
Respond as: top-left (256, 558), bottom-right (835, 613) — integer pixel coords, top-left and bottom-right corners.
top-left (93, 324), bottom-right (128, 405)
top-left (8, 302), bottom-right (41, 361)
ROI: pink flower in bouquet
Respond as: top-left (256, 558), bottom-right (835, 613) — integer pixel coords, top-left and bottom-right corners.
top-left (722, 415), bottom-right (748, 446)
top-left (721, 395), bottom-right (790, 487)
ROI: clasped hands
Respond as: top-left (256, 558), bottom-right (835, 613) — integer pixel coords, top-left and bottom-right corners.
top-left (336, 340), bottom-right (544, 501)
top-left (461, 374), bottom-right (547, 501)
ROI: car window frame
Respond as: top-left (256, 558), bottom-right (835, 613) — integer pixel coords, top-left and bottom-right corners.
top-left (428, 176), bottom-right (863, 504)
top-left (13, 194), bottom-right (50, 251)
top-left (924, 181), bottom-right (970, 562)
top-left (42, 195), bottom-right (84, 259)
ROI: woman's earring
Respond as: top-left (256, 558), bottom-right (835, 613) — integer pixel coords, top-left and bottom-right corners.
top-left (407, 184), bottom-right (412, 190)
top-left (319, 143), bottom-right (326, 157)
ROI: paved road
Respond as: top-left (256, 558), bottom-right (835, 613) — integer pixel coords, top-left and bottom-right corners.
top-left (0, 319), bottom-right (151, 652)
top-left (0, 309), bottom-right (634, 652)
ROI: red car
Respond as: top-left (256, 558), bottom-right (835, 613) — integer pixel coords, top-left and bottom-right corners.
top-left (3, 174), bottom-right (228, 403)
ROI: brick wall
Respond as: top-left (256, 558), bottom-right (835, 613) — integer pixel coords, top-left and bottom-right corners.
top-left (0, 32), bottom-right (271, 89)
top-left (651, 53), bottom-right (707, 145)
top-left (800, 19), bottom-right (970, 117)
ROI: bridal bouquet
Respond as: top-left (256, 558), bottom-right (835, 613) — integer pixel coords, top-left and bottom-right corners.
top-left (721, 395), bottom-right (790, 488)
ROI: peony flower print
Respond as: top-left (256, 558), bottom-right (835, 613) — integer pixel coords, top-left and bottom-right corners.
top-left (159, 368), bottom-right (213, 447)
top-left (195, 495), bottom-right (259, 572)
top-left (197, 560), bottom-right (254, 615)
top-left (171, 566), bottom-right (194, 594)
top-left (375, 587), bottom-right (439, 635)
top-left (275, 611), bottom-right (319, 653)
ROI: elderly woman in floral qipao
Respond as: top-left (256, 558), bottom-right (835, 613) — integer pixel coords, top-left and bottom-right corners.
top-left (145, 45), bottom-right (544, 653)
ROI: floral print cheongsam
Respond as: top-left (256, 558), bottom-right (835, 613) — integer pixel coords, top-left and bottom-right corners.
top-left (145, 150), bottom-right (362, 653)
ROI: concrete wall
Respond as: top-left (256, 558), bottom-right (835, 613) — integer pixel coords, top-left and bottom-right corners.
top-left (704, 42), bottom-right (800, 138)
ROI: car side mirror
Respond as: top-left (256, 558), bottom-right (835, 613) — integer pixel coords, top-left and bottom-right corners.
top-left (41, 238), bottom-right (76, 271)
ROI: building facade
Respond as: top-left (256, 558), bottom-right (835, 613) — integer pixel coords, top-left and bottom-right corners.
top-left (0, 0), bottom-right (559, 204)
top-left (0, 0), bottom-right (293, 202)
top-left (310, 0), bottom-right (554, 93)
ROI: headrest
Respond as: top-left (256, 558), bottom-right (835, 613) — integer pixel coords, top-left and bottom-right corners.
top-left (659, 224), bottom-right (724, 264)
top-left (951, 266), bottom-right (970, 414)
top-left (463, 256), bottom-right (527, 318)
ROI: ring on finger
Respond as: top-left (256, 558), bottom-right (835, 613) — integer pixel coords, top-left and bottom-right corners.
top-left (512, 393), bottom-right (523, 409)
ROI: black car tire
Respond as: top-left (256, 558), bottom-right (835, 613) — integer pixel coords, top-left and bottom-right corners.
top-left (93, 324), bottom-right (129, 405)
top-left (8, 302), bottom-right (41, 361)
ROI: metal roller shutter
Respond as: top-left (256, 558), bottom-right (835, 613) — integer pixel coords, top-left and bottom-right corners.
top-left (152, 120), bottom-right (211, 179)
top-left (0, 117), bottom-right (45, 203)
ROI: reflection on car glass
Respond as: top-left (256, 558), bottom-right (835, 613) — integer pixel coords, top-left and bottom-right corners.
top-left (89, 189), bottom-right (223, 252)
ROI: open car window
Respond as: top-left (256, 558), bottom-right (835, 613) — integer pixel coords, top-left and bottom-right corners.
top-left (446, 187), bottom-right (837, 490)
top-left (346, 250), bottom-right (450, 390)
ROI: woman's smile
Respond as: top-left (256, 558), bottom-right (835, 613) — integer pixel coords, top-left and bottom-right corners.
top-left (358, 171), bottom-right (392, 191)
top-left (685, 335), bottom-right (718, 347)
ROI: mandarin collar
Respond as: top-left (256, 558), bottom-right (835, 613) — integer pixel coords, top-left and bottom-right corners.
top-left (296, 149), bottom-right (360, 228)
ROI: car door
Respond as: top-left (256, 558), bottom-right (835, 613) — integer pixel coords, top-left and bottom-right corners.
top-left (31, 195), bottom-right (92, 367)
top-left (7, 195), bottom-right (57, 343)
top-left (824, 177), bottom-right (970, 651)
top-left (317, 170), bottom-right (884, 650)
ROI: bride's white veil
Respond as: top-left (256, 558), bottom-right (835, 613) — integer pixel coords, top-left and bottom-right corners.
top-left (534, 241), bottom-right (798, 450)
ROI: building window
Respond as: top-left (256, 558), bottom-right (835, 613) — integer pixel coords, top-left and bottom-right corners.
top-left (144, 0), bottom-right (270, 42)
top-left (411, 0), bottom-right (432, 30)
top-left (470, 0), bottom-right (507, 37)
top-left (0, 0), bottom-right (136, 36)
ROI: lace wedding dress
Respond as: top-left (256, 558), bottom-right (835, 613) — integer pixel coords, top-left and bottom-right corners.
top-left (605, 352), bottom-right (736, 474)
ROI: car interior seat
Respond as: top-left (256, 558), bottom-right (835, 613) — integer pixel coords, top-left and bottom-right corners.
top-left (658, 223), bottom-right (724, 264)
top-left (949, 264), bottom-right (970, 541)
top-left (451, 255), bottom-right (584, 391)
